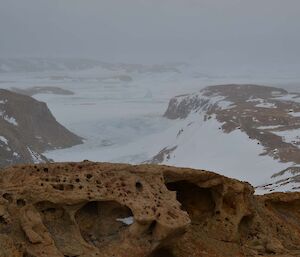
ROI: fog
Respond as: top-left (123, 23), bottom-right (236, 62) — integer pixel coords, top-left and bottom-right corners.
top-left (2, 0), bottom-right (300, 191)
top-left (1, 0), bottom-right (300, 69)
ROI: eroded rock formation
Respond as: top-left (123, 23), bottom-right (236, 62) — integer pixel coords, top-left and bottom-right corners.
top-left (0, 162), bottom-right (299, 257)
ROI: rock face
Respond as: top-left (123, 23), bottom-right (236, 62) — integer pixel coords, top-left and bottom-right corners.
top-left (0, 89), bottom-right (83, 167)
top-left (150, 84), bottom-right (300, 192)
top-left (0, 162), bottom-right (300, 257)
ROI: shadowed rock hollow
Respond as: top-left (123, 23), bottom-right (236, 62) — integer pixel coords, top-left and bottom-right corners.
top-left (0, 162), bottom-right (300, 257)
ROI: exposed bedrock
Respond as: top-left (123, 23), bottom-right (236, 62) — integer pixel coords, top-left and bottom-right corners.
top-left (0, 162), bottom-right (299, 257)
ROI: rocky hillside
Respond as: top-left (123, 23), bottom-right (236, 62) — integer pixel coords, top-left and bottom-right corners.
top-left (149, 84), bottom-right (300, 193)
top-left (0, 162), bottom-right (300, 257)
top-left (0, 89), bottom-right (82, 167)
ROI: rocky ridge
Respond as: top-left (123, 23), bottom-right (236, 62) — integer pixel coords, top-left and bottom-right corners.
top-left (0, 89), bottom-right (83, 167)
top-left (0, 162), bottom-right (300, 257)
top-left (151, 84), bottom-right (300, 192)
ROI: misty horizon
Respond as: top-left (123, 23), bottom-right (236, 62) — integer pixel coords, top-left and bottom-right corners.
top-left (1, 0), bottom-right (300, 71)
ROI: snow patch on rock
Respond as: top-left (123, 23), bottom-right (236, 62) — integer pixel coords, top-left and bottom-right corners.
top-left (0, 136), bottom-right (8, 145)
top-left (116, 216), bottom-right (134, 225)
top-left (27, 147), bottom-right (44, 164)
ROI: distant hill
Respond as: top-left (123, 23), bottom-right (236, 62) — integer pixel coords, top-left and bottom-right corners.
top-left (149, 84), bottom-right (300, 193)
top-left (0, 89), bottom-right (83, 167)
top-left (0, 58), bottom-right (182, 74)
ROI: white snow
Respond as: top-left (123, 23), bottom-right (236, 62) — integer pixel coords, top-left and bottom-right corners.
top-left (0, 136), bottom-right (8, 145)
top-left (148, 114), bottom-right (291, 186)
top-left (273, 129), bottom-right (300, 146)
top-left (246, 98), bottom-right (264, 103)
top-left (116, 216), bottom-right (134, 225)
top-left (13, 152), bottom-right (20, 157)
top-left (255, 181), bottom-right (300, 194)
top-left (256, 165), bottom-right (300, 194)
top-left (255, 102), bottom-right (277, 108)
top-left (246, 98), bottom-right (277, 108)
top-left (289, 112), bottom-right (300, 117)
top-left (200, 93), bottom-right (235, 110)
top-left (4, 116), bottom-right (18, 126)
top-left (271, 90), bottom-right (284, 96)
top-left (217, 100), bottom-right (235, 109)
top-left (0, 111), bottom-right (18, 126)
top-left (27, 147), bottom-right (44, 163)
top-left (273, 94), bottom-right (300, 103)
top-left (257, 125), bottom-right (285, 130)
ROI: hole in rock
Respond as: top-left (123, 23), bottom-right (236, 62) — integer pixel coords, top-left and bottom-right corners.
top-left (146, 221), bottom-right (157, 235)
top-left (166, 181), bottom-right (215, 223)
top-left (135, 181), bottom-right (143, 191)
top-left (238, 215), bottom-right (253, 240)
top-left (52, 184), bottom-right (64, 191)
top-left (86, 174), bottom-right (93, 180)
top-left (0, 216), bottom-right (7, 225)
top-left (51, 184), bottom-right (74, 191)
top-left (75, 201), bottom-right (133, 248)
top-left (149, 247), bottom-right (176, 257)
top-left (2, 193), bottom-right (13, 203)
top-left (23, 252), bottom-right (36, 257)
top-left (17, 199), bottom-right (26, 207)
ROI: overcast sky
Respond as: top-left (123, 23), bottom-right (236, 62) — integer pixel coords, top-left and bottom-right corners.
top-left (0, 0), bottom-right (300, 67)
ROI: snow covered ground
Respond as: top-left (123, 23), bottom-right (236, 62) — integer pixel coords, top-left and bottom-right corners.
top-left (147, 113), bottom-right (293, 186)
top-left (1, 59), bottom-right (300, 191)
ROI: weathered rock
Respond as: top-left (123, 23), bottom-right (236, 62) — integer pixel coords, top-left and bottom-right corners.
top-left (0, 162), bottom-right (299, 257)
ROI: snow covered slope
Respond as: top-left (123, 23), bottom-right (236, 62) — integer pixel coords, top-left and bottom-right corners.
top-left (149, 85), bottom-right (300, 193)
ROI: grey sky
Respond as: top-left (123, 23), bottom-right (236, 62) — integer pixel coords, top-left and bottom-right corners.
top-left (0, 0), bottom-right (300, 67)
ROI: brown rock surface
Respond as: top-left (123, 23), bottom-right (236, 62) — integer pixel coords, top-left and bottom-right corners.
top-left (0, 162), bottom-right (300, 257)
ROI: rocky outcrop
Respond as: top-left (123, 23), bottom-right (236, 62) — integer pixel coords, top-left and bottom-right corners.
top-left (163, 85), bottom-right (300, 166)
top-left (0, 162), bottom-right (299, 257)
top-left (152, 84), bottom-right (300, 192)
top-left (0, 89), bottom-right (83, 167)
